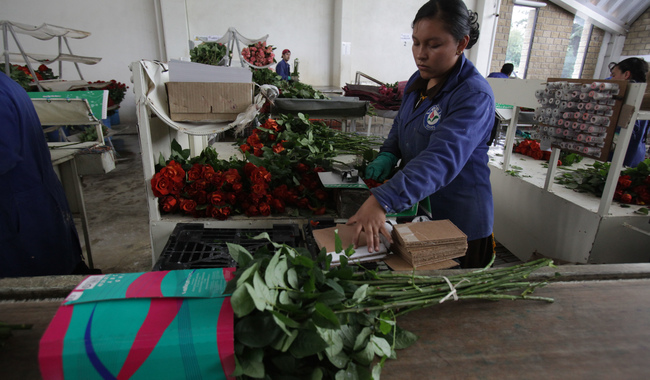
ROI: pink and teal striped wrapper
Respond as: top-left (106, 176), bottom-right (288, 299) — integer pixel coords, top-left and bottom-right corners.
top-left (39, 268), bottom-right (236, 380)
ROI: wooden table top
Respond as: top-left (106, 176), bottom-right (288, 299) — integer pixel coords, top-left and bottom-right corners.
top-left (1, 275), bottom-right (649, 379)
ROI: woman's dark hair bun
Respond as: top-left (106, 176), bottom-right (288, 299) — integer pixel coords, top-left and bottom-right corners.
top-left (467, 10), bottom-right (480, 49)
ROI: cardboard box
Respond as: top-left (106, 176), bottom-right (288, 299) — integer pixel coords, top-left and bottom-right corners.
top-left (39, 269), bottom-right (236, 380)
top-left (166, 82), bottom-right (253, 122)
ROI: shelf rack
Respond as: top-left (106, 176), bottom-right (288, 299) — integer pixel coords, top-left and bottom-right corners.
top-left (486, 77), bottom-right (649, 263)
top-left (1, 20), bottom-right (101, 91)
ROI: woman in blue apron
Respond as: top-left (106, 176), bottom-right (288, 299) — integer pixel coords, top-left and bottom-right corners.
top-left (0, 71), bottom-right (87, 277)
top-left (347, 0), bottom-right (495, 268)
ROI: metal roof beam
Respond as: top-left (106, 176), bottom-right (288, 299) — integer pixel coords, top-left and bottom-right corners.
top-left (548, 0), bottom-right (628, 34)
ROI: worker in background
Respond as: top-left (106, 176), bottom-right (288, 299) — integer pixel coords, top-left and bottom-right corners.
top-left (0, 71), bottom-right (94, 277)
top-left (276, 49), bottom-right (292, 80)
top-left (348, 0), bottom-right (495, 268)
top-left (487, 63), bottom-right (514, 78)
top-left (608, 57), bottom-right (649, 167)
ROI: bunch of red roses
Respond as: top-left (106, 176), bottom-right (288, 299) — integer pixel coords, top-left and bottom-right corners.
top-left (614, 174), bottom-right (650, 205)
top-left (151, 117), bottom-right (332, 219)
top-left (240, 119), bottom-right (286, 156)
top-left (514, 139), bottom-right (549, 161)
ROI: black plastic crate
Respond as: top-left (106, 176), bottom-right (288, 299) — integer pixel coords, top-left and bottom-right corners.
top-left (153, 223), bottom-right (302, 271)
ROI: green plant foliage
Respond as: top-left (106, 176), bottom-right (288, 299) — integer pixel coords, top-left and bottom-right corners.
top-left (226, 234), bottom-right (555, 379)
top-left (0, 64), bottom-right (32, 91)
top-left (190, 42), bottom-right (229, 66)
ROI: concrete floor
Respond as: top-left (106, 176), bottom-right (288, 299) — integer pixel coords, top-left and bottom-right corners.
top-left (77, 126), bottom-right (152, 274)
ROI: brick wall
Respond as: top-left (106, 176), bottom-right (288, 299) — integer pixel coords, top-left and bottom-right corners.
top-left (489, 0), bottom-right (604, 80)
top-left (622, 7), bottom-right (650, 56)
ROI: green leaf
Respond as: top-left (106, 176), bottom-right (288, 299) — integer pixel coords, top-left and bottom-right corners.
top-left (317, 326), bottom-right (344, 358)
top-left (312, 302), bottom-right (340, 329)
top-left (244, 283), bottom-right (267, 312)
top-left (227, 243), bottom-right (254, 267)
top-left (234, 312), bottom-right (282, 348)
top-left (334, 229), bottom-right (343, 253)
top-left (352, 342), bottom-right (375, 365)
top-left (239, 349), bottom-right (265, 378)
top-left (271, 310), bottom-right (300, 332)
top-left (311, 367), bottom-right (324, 380)
top-left (265, 251), bottom-right (281, 288)
top-left (171, 139), bottom-right (183, 155)
top-left (274, 257), bottom-right (289, 289)
top-left (231, 282), bottom-right (256, 317)
top-left (339, 325), bottom-right (358, 348)
top-left (158, 152), bottom-right (166, 167)
top-left (393, 325), bottom-right (419, 350)
top-left (372, 363), bottom-right (383, 380)
top-left (289, 329), bottom-right (329, 358)
top-left (352, 284), bottom-right (369, 304)
top-left (335, 362), bottom-right (360, 380)
top-left (253, 271), bottom-right (274, 309)
top-left (354, 327), bottom-right (373, 351)
top-left (370, 335), bottom-right (392, 357)
top-left (236, 261), bottom-right (260, 288)
top-left (287, 267), bottom-right (299, 289)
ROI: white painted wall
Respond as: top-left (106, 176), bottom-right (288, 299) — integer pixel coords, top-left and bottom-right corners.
top-left (3, 0), bottom-right (162, 126)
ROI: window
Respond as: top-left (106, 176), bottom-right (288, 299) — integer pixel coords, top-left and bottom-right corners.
top-left (562, 15), bottom-right (593, 78)
top-left (505, 5), bottom-right (538, 78)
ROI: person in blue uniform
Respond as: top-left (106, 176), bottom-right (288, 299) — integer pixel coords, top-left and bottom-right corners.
top-left (0, 71), bottom-right (89, 277)
top-left (487, 63), bottom-right (514, 78)
top-left (609, 57), bottom-right (649, 167)
top-left (347, 0), bottom-right (495, 268)
top-left (275, 49), bottom-right (291, 80)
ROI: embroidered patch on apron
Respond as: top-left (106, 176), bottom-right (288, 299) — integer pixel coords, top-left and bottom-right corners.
top-left (424, 104), bottom-right (441, 130)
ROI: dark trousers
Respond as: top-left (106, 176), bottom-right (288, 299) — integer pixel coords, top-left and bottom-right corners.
top-left (458, 234), bottom-right (495, 268)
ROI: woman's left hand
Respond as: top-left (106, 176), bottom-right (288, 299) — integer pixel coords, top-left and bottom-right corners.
top-left (346, 194), bottom-right (393, 253)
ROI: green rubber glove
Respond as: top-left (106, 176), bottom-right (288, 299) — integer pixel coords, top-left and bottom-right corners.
top-left (365, 152), bottom-right (398, 181)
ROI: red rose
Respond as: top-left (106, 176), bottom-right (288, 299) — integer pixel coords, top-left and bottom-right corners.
top-left (251, 167), bottom-right (271, 184)
top-left (180, 198), bottom-right (197, 214)
top-left (224, 168), bottom-right (241, 184)
top-left (314, 189), bottom-right (328, 201)
top-left (160, 160), bottom-right (185, 181)
top-left (271, 198), bottom-right (285, 213)
top-left (240, 144), bottom-right (251, 153)
top-left (209, 191), bottom-right (225, 206)
top-left (272, 143), bottom-right (284, 154)
top-left (245, 204), bottom-right (260, 217)
top-left (201, 165), bottom-right (216, 181)
top-left (160, 195), bottom-right (179, 213)
top-left (620, 193), bottom-right (633, 204)
top-left (309, 205), bottom-right (326, 215)
top-left (296, 163), bottom-right (309, 174)
top-left (296, 197), bottom-right (310, 209)
top-left (187, 164), bottom-right (203, 182)
top-left (259, 202), bottom-right (271, 216)
top-left (251, 182), bottom-right (268, 195)
top-left (151, 173), bottom-right (174, 197)
top-left (617, 175), bottom-right (632, 189)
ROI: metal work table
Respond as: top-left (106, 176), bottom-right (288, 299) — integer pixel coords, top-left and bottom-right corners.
top-left (1, 264), bottom-right (649, 379)
top-left (48, 141), bottom-right (99, 269)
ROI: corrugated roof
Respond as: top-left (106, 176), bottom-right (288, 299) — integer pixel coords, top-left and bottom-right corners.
top-left (549, 0), bottom-right (650, 34)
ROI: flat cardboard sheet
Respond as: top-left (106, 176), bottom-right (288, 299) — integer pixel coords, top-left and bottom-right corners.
top-left (393, 220), bottom-right (467, 247)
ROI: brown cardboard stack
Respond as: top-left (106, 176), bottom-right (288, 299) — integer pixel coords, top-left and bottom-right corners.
top-left (391, 220), bottom-right (467, 267)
